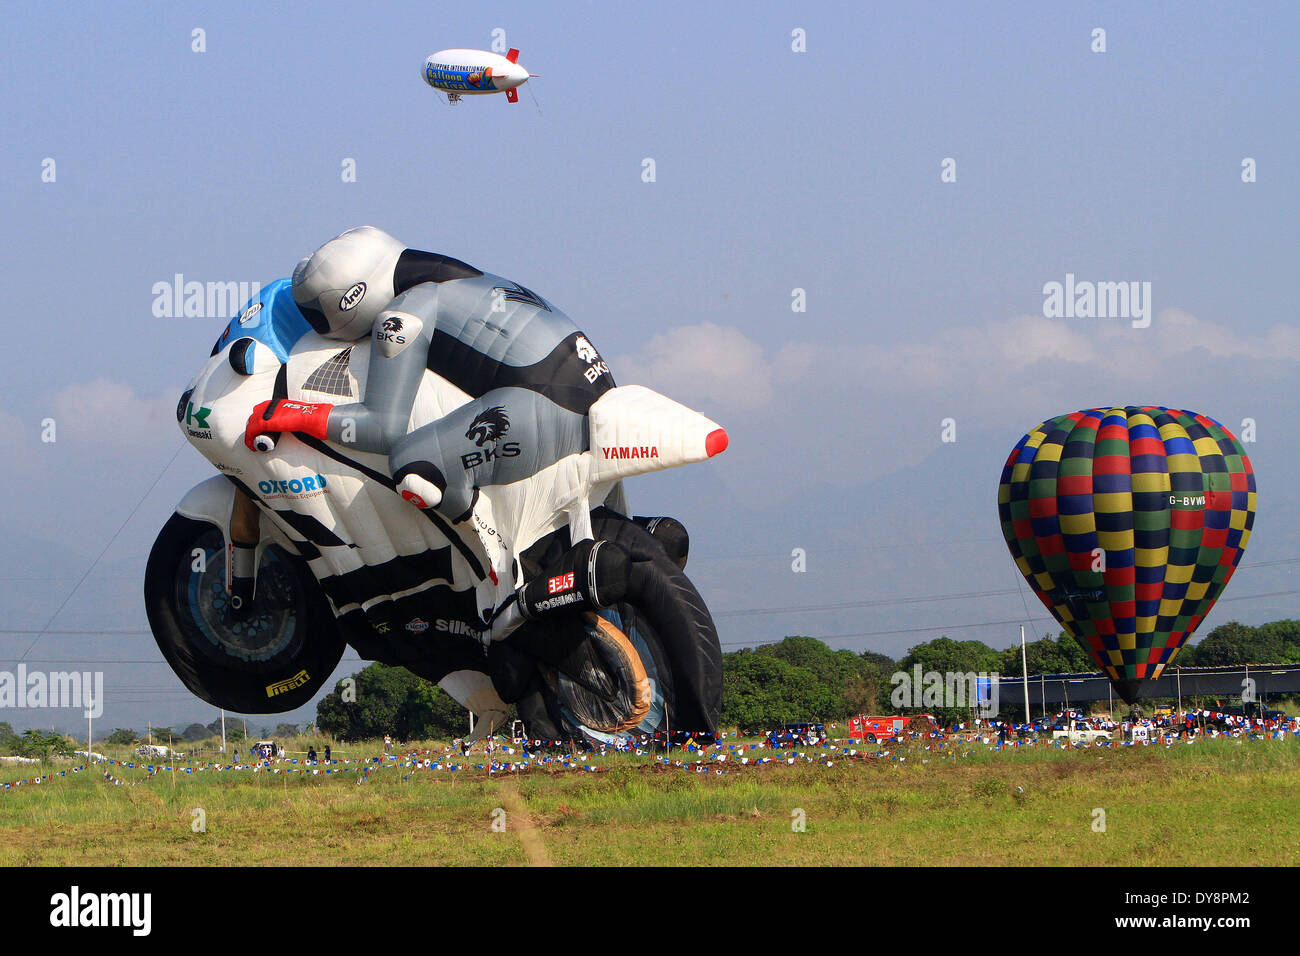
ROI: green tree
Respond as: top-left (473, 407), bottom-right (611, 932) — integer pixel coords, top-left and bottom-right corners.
top-left (751, 637), bottom-right (897, 719)
top-left (721, 651), bottom-right (839, 729)
top-left (1253, 620), bottom-right (1300, 663)
top-left (317, 663), bottom-right (475, 741)
top-left (0, 722), bottom-right (20, 754)
top-left (1000, 632), bottom-right (1093, 677)
top-left (860, 650), bottom-right (898, 674)
top-left (404, 682), bottom-right (476, 739)
top-left (182, 723), bottom-right (210, 742)
top-left (894, 636), bottom-right (1002, 723)
top-left (851, 651), bottom-right (898, 714)
top-left (898, 636), bottom-right (1001, 675)
top-left (273, 723), bottom-right (300, 738)
top-left (1188, 622), bottom-right (1289, 666)
top-left (106, 728), bottom-right (138, 745)
top-left (19, 729), bottom-right (72, 759)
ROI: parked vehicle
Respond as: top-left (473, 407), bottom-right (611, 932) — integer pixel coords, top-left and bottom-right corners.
top-left (848, 713), bottom-right (938, 743)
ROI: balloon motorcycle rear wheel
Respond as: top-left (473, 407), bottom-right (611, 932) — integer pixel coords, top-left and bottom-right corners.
top-left (536, 612), bottom-right (652, 734)
top-left (514, 599), bottom-right (677, 743)
top-left (143, 513), bottom-right (345, 713)
top-left (513, 513), bottom-right (721, 743)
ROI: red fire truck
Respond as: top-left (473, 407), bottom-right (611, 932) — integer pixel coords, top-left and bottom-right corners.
top-left (848, 714), bottom-right (939, 743)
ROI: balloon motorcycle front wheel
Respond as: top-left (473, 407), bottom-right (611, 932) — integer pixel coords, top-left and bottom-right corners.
top-left (143, 513), bottom-right (345, 713)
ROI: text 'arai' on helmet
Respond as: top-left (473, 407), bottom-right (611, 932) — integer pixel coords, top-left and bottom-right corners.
top-left (291, 225), bottom-right (406, 340)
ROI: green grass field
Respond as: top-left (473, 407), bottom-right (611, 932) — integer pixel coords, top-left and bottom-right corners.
top-left (3, 736), bottom-right (1298, 866)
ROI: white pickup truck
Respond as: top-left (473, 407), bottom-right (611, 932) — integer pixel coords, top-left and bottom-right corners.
top-left (135, 744), bottom-right (177, 759)
top-left (1051, 720), bottom-right (1112, 743)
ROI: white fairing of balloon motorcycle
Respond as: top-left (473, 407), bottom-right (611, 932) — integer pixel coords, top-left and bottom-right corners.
top-left (145, 329), bottom-right (726, 744)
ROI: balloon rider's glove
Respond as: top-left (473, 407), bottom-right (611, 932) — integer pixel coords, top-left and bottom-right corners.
top-left (244, 399), bottom-right (333, 451)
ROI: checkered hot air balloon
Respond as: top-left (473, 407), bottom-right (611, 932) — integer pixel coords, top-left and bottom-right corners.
top-left (998, 407), bottom-right (1256, 704)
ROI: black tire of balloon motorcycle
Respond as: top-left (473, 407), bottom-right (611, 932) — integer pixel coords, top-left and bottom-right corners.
top-left (623, 554), bottom-right (722, 737)
top-left (513, 606), bottom-right (677, 743)
top-left (143, 513), bottom-right (347, 714)
top-left (520, 513), bottom-right (723, 739)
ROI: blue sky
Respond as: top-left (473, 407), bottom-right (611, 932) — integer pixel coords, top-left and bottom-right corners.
top-left (1, 1), bottom-right (1297, 734)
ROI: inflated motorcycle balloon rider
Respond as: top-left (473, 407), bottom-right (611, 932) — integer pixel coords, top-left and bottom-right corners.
top-left (246, 226), bottom-right (610, 522)
top-left (160, 225), bottom-right (723, 743)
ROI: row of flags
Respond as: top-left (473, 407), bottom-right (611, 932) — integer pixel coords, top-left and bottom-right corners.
top-left (6, 723), bottom-right (1298, 791)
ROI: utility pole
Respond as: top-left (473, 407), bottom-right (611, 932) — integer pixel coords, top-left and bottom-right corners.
top-left (221, 709), bottom-right (227, 753)
top-left (87, 689), bottom-right (93, 761)
top-left (1020, 625), bottom-right (1031, 722)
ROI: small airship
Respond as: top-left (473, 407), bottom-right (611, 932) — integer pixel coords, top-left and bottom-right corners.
top-left (422, 48), bottom-right (532, 104)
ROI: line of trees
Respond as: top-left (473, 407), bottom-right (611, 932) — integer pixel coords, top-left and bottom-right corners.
top-left (306, 620), bottom-right (1300, 740)
top-left (0, 725), bottom-right (74, 758)
top-left (722, 619), bottom-right (1300, 728)
top-left (12, 620), bottom-right (1289, 753)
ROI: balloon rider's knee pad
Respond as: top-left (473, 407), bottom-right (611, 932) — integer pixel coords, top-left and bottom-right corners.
top-left (393, 461), bottom-right (446, 510)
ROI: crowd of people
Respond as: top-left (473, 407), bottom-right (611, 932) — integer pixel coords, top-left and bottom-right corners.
top-left (208, 706), bottom-right (1299, 766)
top-left (942, 707), bottom-right (1299, 743)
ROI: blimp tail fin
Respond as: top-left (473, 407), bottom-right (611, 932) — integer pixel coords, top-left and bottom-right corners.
top-left (506, 88), bottom-right (519, 103)
top-left (506, 48), bottom-right (520, 63)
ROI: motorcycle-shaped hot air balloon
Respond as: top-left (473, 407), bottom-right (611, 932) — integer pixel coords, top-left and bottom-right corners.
top-left (998, 406), bottom-right (1256, 704)
top-left (144, 287), bottom-right (727, 746)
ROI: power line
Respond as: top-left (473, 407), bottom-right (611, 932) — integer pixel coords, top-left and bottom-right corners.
top-left (692, 535), bottom-right (994, 562)
top-left (713, 580), bottom-right (1300, 622)
top-left (3, 582), bottom-right (1297, 644)
top-left (15, 441), bottom-right (187, 664)
top-left (720, 615), bottom-right (1061, 647)
top-left (712, 587), bottom-right (1024, 619)
top-left (719, 586), bottom-right (1300, 649)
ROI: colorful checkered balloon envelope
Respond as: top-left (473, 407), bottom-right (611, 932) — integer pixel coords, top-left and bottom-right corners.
top-left (998, 407), bottom-right (1256, 704)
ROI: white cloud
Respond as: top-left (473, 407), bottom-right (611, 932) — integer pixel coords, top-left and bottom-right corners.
top-left (610, 309), bottom-right (1298, 501)
top-left (617, 310), bottom-right (1299, 415)
top-left (48, 378), bottom-right (176, 446)
top-left (613, 322), bottom-right (775, 413)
